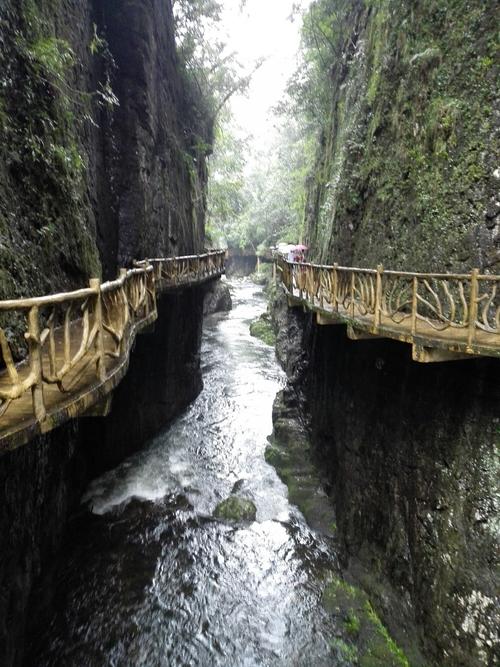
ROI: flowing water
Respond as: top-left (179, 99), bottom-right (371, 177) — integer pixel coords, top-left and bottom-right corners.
top-left (29, 280), bottom-right (342, 667)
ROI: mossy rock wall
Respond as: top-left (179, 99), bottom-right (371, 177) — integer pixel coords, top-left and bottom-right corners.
top-left (305, 0), bottom-right (499, 272)
top-left (0, 0), bottom-right (209, 302)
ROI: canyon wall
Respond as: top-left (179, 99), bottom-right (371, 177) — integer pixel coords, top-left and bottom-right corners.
top-left (280, 1), bottom-right (499, 664)
top-left (305, 0), bottom-right (499, 273)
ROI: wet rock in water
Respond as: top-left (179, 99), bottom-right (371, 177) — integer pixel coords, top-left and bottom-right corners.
top-left (266, 388), bottom-right (337, 538)
top-left (213, 495), bottom-right (257, 522)
top-left (231, 479), bottom-right (246, 494)
top-left (322, 575), bottom-right (411, 667)
top-left (250, 313), bottom-right (276, 346)
top-left (250, 272), bottom-right (268, 286)
top-left (204, 280), bottom-right (232, 315)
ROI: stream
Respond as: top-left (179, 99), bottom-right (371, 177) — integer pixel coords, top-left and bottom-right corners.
top-left (28, 280), bottom-right (342, 667)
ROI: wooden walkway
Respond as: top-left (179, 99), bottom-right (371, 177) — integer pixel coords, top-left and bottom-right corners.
top-left (0, 251), bottom-right (226, 452)
top-left (277, 257), bottom-right (500, 362)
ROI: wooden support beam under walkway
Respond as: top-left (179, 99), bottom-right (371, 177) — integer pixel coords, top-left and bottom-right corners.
top-left (0, 251), bottom-right (226, 453)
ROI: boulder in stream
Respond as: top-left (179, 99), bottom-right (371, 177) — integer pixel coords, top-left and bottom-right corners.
top-left (249, 313), bottom-right (276, 346)
top-left (213, 495), bottom-right (257, 522)
top-left (204, 280), bottom-right (232, 315)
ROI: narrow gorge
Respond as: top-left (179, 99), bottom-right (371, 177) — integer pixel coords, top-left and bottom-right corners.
top-left (0, 1), bottom-right (498, 666)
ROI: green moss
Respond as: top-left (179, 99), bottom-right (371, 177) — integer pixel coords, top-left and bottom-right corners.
top-left (264, 443), bottom-right (290, 471)
top-left (329, 638), bottom-right (359, 663)
top-left (366, 4), bottom-right (390, 105)
top-left (361, 601), bottom-right (409, 667)
top-left (344, 611), bottom-right (361, 638)
top-left (306, 0), bottom-right (498, 273)
top-left (213, 496), bottom-right (257, 522)
top-left (250, 314), bottom-right (276, 346)
top-left (0, 0), bottom-right (103, 298)
top-left (322, 575), bottom-right (409, 667)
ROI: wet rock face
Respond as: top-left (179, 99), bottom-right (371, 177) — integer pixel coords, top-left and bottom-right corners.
top-left (267, 388), bottom-right (337, 538)
top-left (203, 280), bottom-right (232, 315)
top-left (270, 287), bottom-right (308, 381)
top-left (301, 319), bottom-right (499, 666)
top-left (96, 0), bottom-right (208, 271)
top-left (0, 423), bottom-right (88, 667)
top-left (0, 0), bottom-right (208, 293)
top-left (81, 288), bottom-right (205, 472)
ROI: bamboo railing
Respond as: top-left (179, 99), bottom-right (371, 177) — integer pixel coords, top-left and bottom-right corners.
top-left (0, 250), bottom-right (226, 446)
top-left (276, 256), bottom-right (500, 360)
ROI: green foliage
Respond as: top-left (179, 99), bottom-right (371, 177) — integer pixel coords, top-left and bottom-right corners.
top-left (28, 35), bottom-right (74, 76)
top-left (173, 0), bottom-right (257, 127)
top-left (207, 116), bottom-right (314, 251)
top-left (206, 119), bottom-right (248, 245)
top-left (280, 0), bottom-right (352, 128)
top-left (89, 23), bottom-right (106, 56)
top-left (344, 611), bottom-right (361, 638)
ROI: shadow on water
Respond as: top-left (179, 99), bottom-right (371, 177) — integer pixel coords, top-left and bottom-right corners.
top-left (27, 280), bottom-right (342, 667)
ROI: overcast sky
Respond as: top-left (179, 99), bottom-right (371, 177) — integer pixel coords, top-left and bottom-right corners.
top-left (219, 0), bottom-right (311, 145)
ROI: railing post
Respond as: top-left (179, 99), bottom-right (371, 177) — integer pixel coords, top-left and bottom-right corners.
top-left (89, 279), bottom-right (106, 382)
top-left (350, 271), bottom-right (355, 319)
top-left (118, 269), bottom-right (129, 354)
top-left (148, 268), bottom-right (157, 316)
top-left (467, 268), bottom-right (479, 349)
top-left (320, 269), bottom-right (324, 309)
top-left (333, 263), bottom-right (338, 311)
top-left (142, 272), bottom-right (149, 317)
top-left (27, 305), bottom-right (46, 422)
top-left (411, 276), bottom-right (418, 335)
top-left (373, 264), bottom-right (383, 333)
